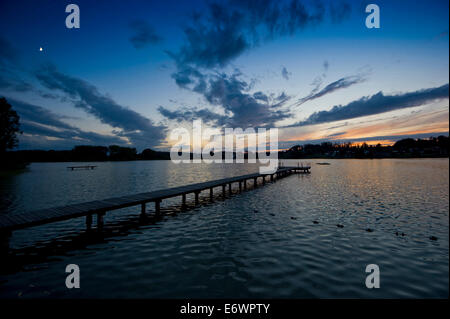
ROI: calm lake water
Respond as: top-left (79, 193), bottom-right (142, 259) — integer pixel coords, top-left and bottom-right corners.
top-left (0, 159), bottom-right (448, 298)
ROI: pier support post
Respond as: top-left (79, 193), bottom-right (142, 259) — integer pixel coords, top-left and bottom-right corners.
top-left (140, 203), bottom-right (146, 217)
top-left (97, 212), bottom-right (105, 228)
top-left (262, 176), bottom-right (266, 185)
top-left (0, 230), bottom-right (11, 254)
top-left (182, 194), bottom-right (186, 209)
top-left (254, 177), bottom-right (257, 187)
top-left (222, 185), bottom-right (226, 198)
top-left (244, 180), bottom-right (247, 190)
top-left (229, 183), bottom-right (232, 194)
top-left (195, 192), bottom-right (200, 205)
top-left (239, 181), bottom-right (242, 193)
top-left (210, 188), bottom-right (214, 201)
top-left (271, 174), bottom-right (274, 182)
top-left (86, 214), bottom-right (93, 230)
top-left (155, 200), bottom-right (161, 215)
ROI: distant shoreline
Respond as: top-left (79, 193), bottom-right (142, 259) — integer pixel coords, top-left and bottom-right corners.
top-left (2, 135), bottom-right (448, 165)
top-left (1, 155), bottom-right (448, 166)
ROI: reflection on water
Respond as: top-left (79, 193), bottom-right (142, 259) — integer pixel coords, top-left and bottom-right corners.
top-left (0, 159), bottom-right (448, 298)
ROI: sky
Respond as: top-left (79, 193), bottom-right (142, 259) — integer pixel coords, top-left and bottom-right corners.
top-left (0, 0), bottom-right (448, 151)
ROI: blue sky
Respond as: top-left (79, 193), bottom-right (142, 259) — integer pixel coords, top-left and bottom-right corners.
top-left (0, 0), bottom-right (448, 150)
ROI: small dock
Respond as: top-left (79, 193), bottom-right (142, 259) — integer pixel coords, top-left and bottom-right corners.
top-left (67, 165), bottom-right (97, 170)
top-left (0, 165), bottom-right (310, 233)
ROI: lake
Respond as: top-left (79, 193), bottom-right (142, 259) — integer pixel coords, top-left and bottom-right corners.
top-left (0, 159), bottom-right (448, 298)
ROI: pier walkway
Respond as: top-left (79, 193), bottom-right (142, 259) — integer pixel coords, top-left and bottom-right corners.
top-left (0, 165), bottom-right (310, 233)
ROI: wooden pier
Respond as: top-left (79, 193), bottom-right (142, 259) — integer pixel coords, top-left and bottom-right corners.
top-left (67, 165), bottom-right (97, 170)
top-left (0, 166), bottom-right (310, 233)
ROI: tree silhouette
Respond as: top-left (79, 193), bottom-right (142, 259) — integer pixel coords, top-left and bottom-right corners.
top-left (0, 97), bottom-right (21, 154)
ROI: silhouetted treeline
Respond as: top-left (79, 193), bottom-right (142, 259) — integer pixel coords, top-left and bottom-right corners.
top-left (279, 135), bottom-right (449, 159)
top-left (2, 136), bottom-right (449, 164)
top-left (4, 145), bottom-right (170, 163)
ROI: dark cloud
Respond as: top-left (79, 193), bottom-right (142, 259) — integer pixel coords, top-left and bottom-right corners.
top-left (170, 65), bottom-right (206, 91)
top-left (8, 98), bottom-right (125, 149)
top-left (326, 131), bottom-right (346, 137)
top-left (129, 20), bottom-right (162, 49)
top-left (0, 35), bottom-right (33, 92)
top-left (10, 98), bottom-right (74, 131)
top-left (0, 70), bottom-right (66, 100)
top-left (0, 73), bottom-right (33, 92)
top-left (200, 72), bottom-right (292, 127)
top-left (272, 91), bottom-right (290, 107)
top-left (170, 3), bottom-right (248, 69)
top-left (158, 106), bottom-right (228, 126)
top-left (296, 73), bottom-right (367, 106)
top-left (289, 83), bottom-right (449, 127)
top-left (34, 64), bottom-right (167, 148)
top-left (170, 0), bottom-right (339, 70)
top-left (253, 91), bottom-right (269, 102)
top-left (160, 71), bottom-right (292, 127)
top-left (281, 66), bottom-right (291, 80)
top-left (326, 122), bottom-right (348, 130)
top-left (230, 0), bottom-right (325, 37)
